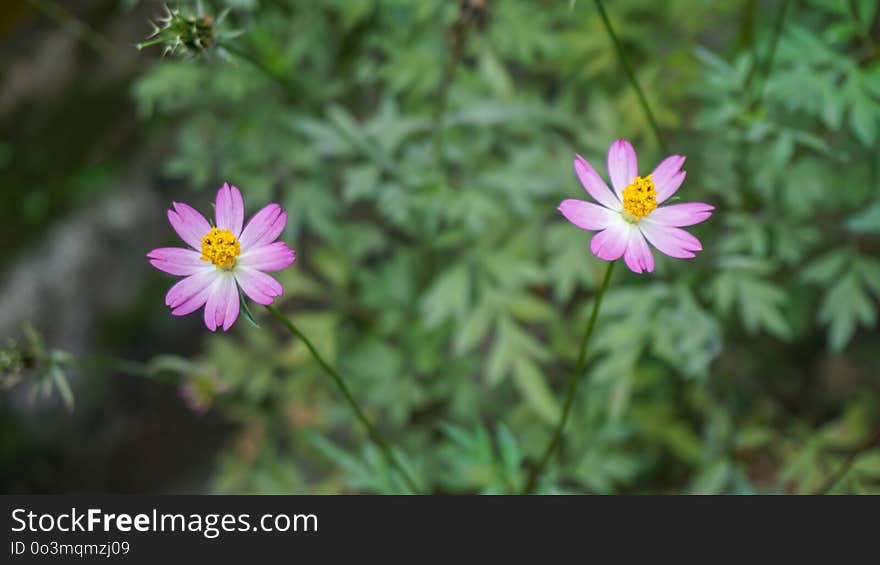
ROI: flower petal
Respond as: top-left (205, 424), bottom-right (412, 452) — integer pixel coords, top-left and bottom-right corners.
top-left (171, 279), bottom-right (216, 316)
top-left (168, 202), bottom-right (211, 250)
top-left (202, 279), bottom-right (222, 332)
top-left (623, 228), bottom-right (654, 274)
top-left (220, 275), bottom-right (240, 331)
top-left (590, 219), bottom-right (632, 261)
top-left (651, 155), bottom-right (686, 203)
top-left (148, 247), bottom-right (208, 276)
top-left (239, 204), bottom-right (287, 250)
top-left (165, 269), bottom-right (219, 309)
top-left (639, 221), bottom-right (702, 259)
top-left (558, 199), bottom-right (619, 231)
top-left (607, 139), bottom-right (638, 199)
top-left (574, 155), bottom-right (620, 210)
top-left (649, 202), bottom-right (713, 227)
top-left (215, 183), bottom-right (244, 237)
top-left (203, 274), bottom-right (238, 332)
top-left (238, 242), bottom-right (296, 272)
top-left (235, 267), bottom-right (283, 305)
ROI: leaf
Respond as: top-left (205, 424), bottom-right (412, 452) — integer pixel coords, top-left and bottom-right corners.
top-left (511, 357), bottom-right (560, 424)
top-left (800, 249), bottom-right (850, 284)
top-left (689, 460), bottom-right (733, 494)
top-left (506, 292), bottom-right (555, 323)
top-left (453, 300), bottom-right (495, 354)
top-left (710, 265), bottom-right (792, 339)
top-left (420, 265), bottom-right (471, 327)
top-left (485, 316), bottom-right (548, 386)
top-left (495, 423), bottom-right (523, 478)
top-left (857, 257), bottom-right (880, 297)
top-left (850, 90), bottom-right (877, 146)
top-left (652, 286), bottom-right (722, 379)
top-left (239, 290), bottom-right (260, 328)
top-left (847, 200), bottom-right (880, 234)
top-left (819, 272), bottom-right (876, 351)
top-left (478, 47), bottom-right (514, 99)
top-left (49, 365), bottom-right (74, 411)
top-left (439, 423), bottom-right (502, 492)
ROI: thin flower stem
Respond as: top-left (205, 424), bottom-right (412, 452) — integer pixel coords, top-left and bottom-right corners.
top-left (26, 0), bottom-right (121, 61)
top-left (751, 0), bottom-right (792, 104)
top-left (739, 0), bottom-right (791, 209)
top-left (523, 260), bottom-right (616, 494)
top-left (71, 354), bottom-right (191, 386)
top-left (75, 355), bottom-right (154, 378)
top-left (218, 42), bottom-right (299, 102)
top-left (594, 0), bottom-right (668, 154)
top-left (433, 4), bottom-right (476, 172)
top-left (814, 429), bottom-right (880, 495)
top-left (265, 305), bottom-right (421, 494)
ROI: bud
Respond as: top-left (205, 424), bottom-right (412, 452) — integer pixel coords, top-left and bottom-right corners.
top-left (137, 3), bottom-right (238, 58)
top-left (179, 368), bottom-right (226, 414)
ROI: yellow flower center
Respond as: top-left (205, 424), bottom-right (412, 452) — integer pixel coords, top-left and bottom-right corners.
top-left (200, 227), bottom-right (240, 269)
top-left (622, 174), bottom-right (657, 222)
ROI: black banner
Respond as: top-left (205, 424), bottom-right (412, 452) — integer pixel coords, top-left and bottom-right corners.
top-left (0, 496), bottom-right (872, 562)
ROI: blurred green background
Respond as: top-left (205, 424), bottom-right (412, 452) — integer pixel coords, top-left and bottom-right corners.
top-left (1, 0), bottom-right (879, 494)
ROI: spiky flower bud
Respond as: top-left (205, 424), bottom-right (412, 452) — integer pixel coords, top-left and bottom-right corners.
top-left (137, 4), bottom-right (236, 58)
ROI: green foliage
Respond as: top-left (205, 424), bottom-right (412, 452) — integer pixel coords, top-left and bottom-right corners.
top-left (133, 0), bottom-right (880, 493)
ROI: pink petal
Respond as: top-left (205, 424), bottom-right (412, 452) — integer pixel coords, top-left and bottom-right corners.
top-left (238, 242), bottom-right (296, 272)
top-left (148, 247), bottom-right (208, 276)
top-left (203, 275), bottom-right (238, 332)
top-left (590, 221), bottom-right (632, 261)
top-left (165, 269), bottom-right (219, 309)
top-left (623, 229), bottom-right (654, 274)
top-left (168, 202), bottom-right (211, 250)
top-left (574, 155), bottom-right (620, 210)
top-left (202, 279), bottom-right (222, 332)
top-left (215, 183), bottom-right (244, 237)
top-left (651, 155), bottom-right (686, 203)
top-left (639, 221), bottom-right (702, 259)
top-left (171, 280), bottom-right (215, 316)
top-left (649, 202), bottom-right (713, 227)
top-left (558, 199), bottom-right (618, 231)
top-left (235, 268), bottom-right (283, 306)
top-left (607, 139), bottom-right (638, 199)
top-left (221, 276), bottom-right (240, 331)
top-left (239, 204), bottom-right (287, 250)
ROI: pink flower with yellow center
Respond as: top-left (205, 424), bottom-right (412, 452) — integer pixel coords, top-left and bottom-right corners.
top-left (148, 183), bottom-right (296, 331)
top-left (559, 139), bottom-right (713, 274)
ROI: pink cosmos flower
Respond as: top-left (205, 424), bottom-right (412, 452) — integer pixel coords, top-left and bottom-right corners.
top-left (558, 139), bottom-right (713, 274)
top-left (148, 183), bottom-right (296, 331)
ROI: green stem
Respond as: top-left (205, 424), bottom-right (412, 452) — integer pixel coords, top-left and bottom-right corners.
top-left (814, 429), bottom-right (880, 495)
top-left (751, 0), bottom-right (792, 104)
top-left (265, 305), bottom-right (421, 494)
top-left (523, 260), bottom-right (616, 493)
top-left (75, 355), bottom-right (154, 378)
top-left (218, 42), bottom-right (299, 102)
top-left (433, 4), bottom-right (475, 173)
top-left (26, 0), bottom-right (121, 61)
top-left (594, 0), bottom-right (668, 154)
top-left (738, 0), bottom-right (791, 209)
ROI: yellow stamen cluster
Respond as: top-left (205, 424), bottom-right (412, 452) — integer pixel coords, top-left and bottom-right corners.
top-left (200, 227), bottom-right (240, 268)
top-left (622, 174), bottom-right (657, 221)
